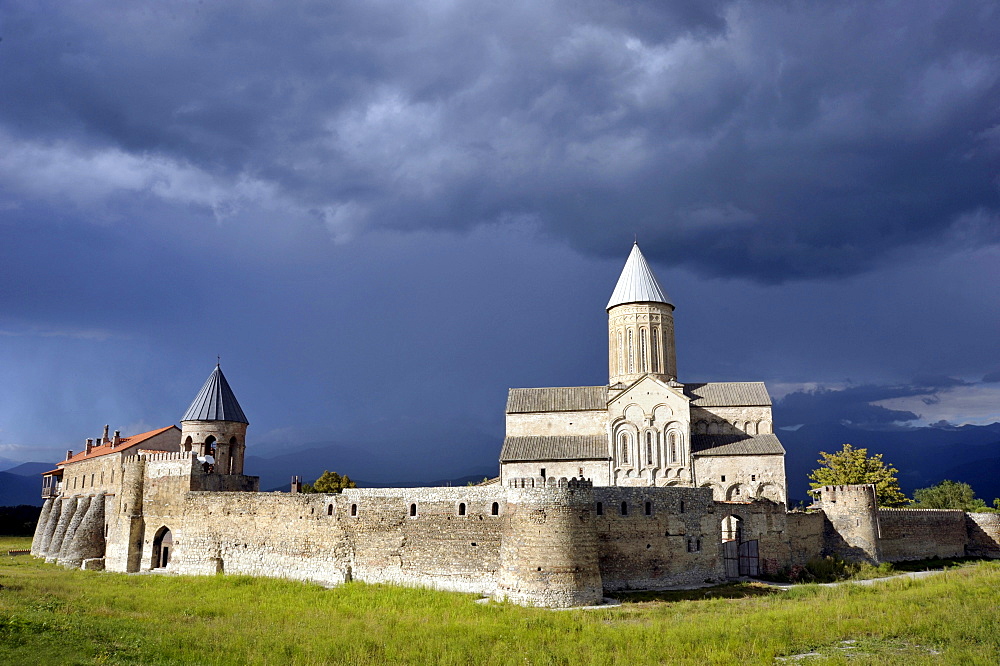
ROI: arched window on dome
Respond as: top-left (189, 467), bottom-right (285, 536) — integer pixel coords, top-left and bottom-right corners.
top-left (617, 330), bottom-right (624, 377)
top-left (651, 327), bottom-right (660, 373)
top-left (639, 328), bottom-right (647, 373)
top-left (627, 330), bottom-right (634, 374)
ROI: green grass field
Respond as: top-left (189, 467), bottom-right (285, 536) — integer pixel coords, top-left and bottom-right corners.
top-left (3, 536), bottom-right (999, 665)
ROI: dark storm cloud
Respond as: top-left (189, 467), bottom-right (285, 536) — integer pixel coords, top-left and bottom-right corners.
top-left (775, 377), bottom-right (975, 427)
top-left (2, 0), bottom-right (998, 282)
top-left (982, 370), bottom-right (1000, 383)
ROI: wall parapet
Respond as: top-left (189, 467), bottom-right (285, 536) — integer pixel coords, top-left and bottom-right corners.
top-left (506, 477), bottom-right (593, 488)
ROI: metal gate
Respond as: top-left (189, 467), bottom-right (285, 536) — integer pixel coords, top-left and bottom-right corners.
top-left (723, 539), bottom-right (759, 578)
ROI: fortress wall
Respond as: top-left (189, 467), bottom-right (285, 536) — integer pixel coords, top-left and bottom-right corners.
top-left (142, 491), bottom-right (352, 584)
top-left (504, 410), bottom-right (607, 437)
top-left (785, 511), bottom-right (825, 567)
top-left (496, 483), bottom-right (603, 607)
top-left (344, 486), bottom-right (507, 594)
top-left (965, 513), bottom-right (1000, 558)
top-left (138, 486), bottom-right (508, 594)
top-left (877, 508), bottom-right (967, 561)
top-left (715, 499), bottom-right (791, 575)
top-left (593, 486), bottom-right (724, 590)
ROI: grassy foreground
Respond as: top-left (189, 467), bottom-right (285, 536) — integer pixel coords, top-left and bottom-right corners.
top-left (3, 536), bottom-right (1000, 665)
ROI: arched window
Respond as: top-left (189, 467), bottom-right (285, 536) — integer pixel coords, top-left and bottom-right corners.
top-left (651, 328), bottom-right (659, 373)
top-left (646, 431), bottom-right (653, 465)
top-left (491, 502), bottom-right (499, 516)
top-left (327, 505), bottom-right (333, 516)
top-left (669, 431), bottom-right (678, 463)
top-left (617, 331), bottom-right (624, 376)
top-left (596, 502), bottom-right (603, 516)
top-left (458, 503), bottom-right (466, 516)
top-left (620, 501), bottom-right (628, 516)
top-left (627, 329), bottom-right (634, 374)
top-left (619, 433), bottom-right (629, 464)
top-left (639, 328), bottom-right (647, 372)
top-left (205, 435), bottom-right (216, 451)
top-left (183, 436), bottom-right (193, 452)
top-left (409, 503), bottom-right (417, 517)
top-left (350, 504), bottom-right (358, 517)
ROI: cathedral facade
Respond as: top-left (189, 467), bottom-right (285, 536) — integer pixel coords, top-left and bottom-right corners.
top-left (500, 244), bottom-right (787, 504)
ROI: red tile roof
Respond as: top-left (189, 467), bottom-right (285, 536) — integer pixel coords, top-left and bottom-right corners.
top-left (59, 425), bottom-right (180, 465)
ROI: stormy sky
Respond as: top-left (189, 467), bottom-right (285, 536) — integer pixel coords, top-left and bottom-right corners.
top-left (1, 1), bottom-right (999, 477)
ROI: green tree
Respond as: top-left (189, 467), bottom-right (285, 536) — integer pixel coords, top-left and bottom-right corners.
top-left (912, 479), bottom-right (986, 511)
top-left (808, 443), bottom-right (907, 507)
top-left (303, 470), bottom-right (356, 494)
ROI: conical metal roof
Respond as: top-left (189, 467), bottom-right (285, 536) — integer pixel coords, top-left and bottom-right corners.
top-left (606, 243), bottom-right (673, 310)
top-left (181, 365), bottom-right (249, 424)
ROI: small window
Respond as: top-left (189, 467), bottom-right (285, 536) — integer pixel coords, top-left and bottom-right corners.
top-left (91, 473), bottom-right (95, 486)
top-left (721, 475), bottom-right (726, 482)
top-left (540, 468), bottom-right (546, 479)
top-left (111, 470), bottom-right (114, 484)
top-left (596, 502), bottom-right (603, 516)
top-left (621, 501), bottom-right (628, 516)
top-left (644, 501), bottom-right (652, 516)
top-left (410, 503), bottom-right (417, 517)
top-left (679, 500), bottom-right (685, 513)
top-left (327, 505), bottom-right (334, 516)
top-left (350, 504), bottom-right (358, 517)
top-left (751, 474), bottom-right (756, 482)
top-left (491, 502), bottom-right (499, 516)
top-left (458, 503), bottom-right (466, 516)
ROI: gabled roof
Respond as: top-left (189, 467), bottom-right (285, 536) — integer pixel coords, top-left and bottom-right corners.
top-left (500, 435), bottom-right (609, 462)
top-left (59, 425), bottom-right (180, 465)
top-left (182, 365), bottom-right (249, 424)
top-left (506, 386), bottom-right (608, 413)
top-left (691, 433), bottom-right (785, 456)
top-left (607, 243), bottom-right (673, 310)
top-left (684, 382), bottom-right (772, 407)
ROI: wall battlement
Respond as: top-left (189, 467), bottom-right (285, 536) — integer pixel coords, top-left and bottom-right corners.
top-left (506, 477), bottom-right (593, 488)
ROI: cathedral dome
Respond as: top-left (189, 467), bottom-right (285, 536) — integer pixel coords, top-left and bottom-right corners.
top-left (606, 243), bottom-right (673, 310)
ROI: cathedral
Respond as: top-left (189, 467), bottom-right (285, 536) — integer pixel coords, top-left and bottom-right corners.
top-left (499, 243), bottom-right (787, 503)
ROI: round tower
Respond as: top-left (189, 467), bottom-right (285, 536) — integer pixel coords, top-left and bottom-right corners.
top-left (180, 364), bottom-right (249, 475)
top-left (607, 243), bottom-right (676, 385)
top-left (818, 484), bottom-right (882, 563)
top-left (494, 478), bottom-right (603, 608)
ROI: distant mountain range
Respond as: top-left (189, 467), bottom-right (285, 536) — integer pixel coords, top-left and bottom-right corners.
top-left (5, 422), bottom-right (999, 508)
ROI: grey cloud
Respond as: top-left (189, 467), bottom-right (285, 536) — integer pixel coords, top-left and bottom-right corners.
top-left (1, 0), bottom-right (998, 284)
top-left (774, 377), bottom-right (974, 427)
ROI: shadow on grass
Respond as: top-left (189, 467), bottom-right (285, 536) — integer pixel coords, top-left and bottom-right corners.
top-left (613, 582), bottom-right (780, 604)
top-left (889, 556), bottom-right (992, 572)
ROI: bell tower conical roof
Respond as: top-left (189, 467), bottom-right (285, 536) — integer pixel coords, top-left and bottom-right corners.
top-left (182, 364), bottom-right (249, 424)
top-left (606, 243), bottom-right (673, 310)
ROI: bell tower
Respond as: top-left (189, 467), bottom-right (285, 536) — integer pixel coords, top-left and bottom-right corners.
top-left (607, 243), bottom-right (677, 386)
top-left (180, 364), bottom-right (249, 475)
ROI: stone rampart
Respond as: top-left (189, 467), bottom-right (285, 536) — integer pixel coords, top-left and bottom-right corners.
top-left (877, 508), bottom-right (967, 561)
top-left (593, 486), bottom-right (723, 589)
top-left (495, 483), bottom-right (602, 607)
top-left (965, 512), bottom-right (1000, 558)
top-left (785, 511), bottom-right (825, 567)
top-left (817, 485), bottom-right (880, 562)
